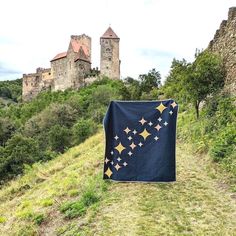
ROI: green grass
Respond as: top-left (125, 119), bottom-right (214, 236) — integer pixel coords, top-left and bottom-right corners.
top-left (0, 131), bottom-right (235, 235)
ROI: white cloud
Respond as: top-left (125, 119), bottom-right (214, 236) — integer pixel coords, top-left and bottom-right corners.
top-left (0, 0), bottom-right (235, 81)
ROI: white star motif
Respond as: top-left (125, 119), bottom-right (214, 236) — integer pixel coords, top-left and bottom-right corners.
top-left (128, 151), bottom-right (133, 156)
top-left (128, 136), bottom-right (132, 140)
top-left (111, 161), bottom-right (114, 165)
top-left (123, 162), bottom-right (128, 166)
top-left (105, 157), bottom-right (109, 164)
top-left (154, 136), bottom-right (159, 141)
top-left (169, 111), bottom-right (173, 115)
top-left (139, 117), bottom-right (147, 125)
top-left (110, 151), bottom-right (114, 155)
top-left (114, 135), bottom-right (119, 140)
top-left (117, 157), bottom-right (121, 162)
top-left (138, 142), bottom-right (143, 147)
top-left (158, 117), bottom-right (162, 122)
top-left (164, 121), bottom-right (168, 126)
top-left (148, 121), bottom-right (153, 126)
top-left (133, 129), bottom-right (137, 135)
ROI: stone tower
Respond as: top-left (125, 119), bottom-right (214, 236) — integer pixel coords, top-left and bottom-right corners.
top-left (100, 27), bottom-right (120, 79)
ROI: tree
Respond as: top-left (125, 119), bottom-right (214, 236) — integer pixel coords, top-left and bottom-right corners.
top-left (139, 68), bottom-right (161, 93)
top-left (0, 134), bottom-right (41, 180)
top-left (0, 118), bottom-right (16, 146)
top-left (48, 125), bottom-right (71, 153)
top-left (186, 51), bottom-right (225, 119)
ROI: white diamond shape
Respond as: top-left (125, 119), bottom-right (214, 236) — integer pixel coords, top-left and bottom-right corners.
top-left (128, 151), bottom-right (133, 156)
top-left (128, 136), bottom-right (132, 140)
top-left (148, 121), bottom-right (153, 126)
top-left (164, 121), bottom-right (168, 126)
top-left (114, 135), bottom-right (119, 140)
top-left (154, 136), bottom-right (159, 141)
top-left (138, 142), bottom-right (143, 147)
top-left (117, 157), bottom-right (121, 162)
top-left (123, 162), bottom-right (128, 166)
top-left (133, 130), bottom-right (137, 135)
top-left (158, 117), bottom-right (162, 122)
top-left (110, 151), bottom-right (114, 155)
top-left (169, 111), bottom-right (173, 115)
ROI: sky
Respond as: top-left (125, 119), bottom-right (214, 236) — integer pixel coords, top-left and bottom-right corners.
top-left (0, 0), bottom-right (235, 82)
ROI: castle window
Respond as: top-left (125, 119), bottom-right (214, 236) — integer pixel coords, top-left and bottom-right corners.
top-left (49, 73), bottom-right (51, 75)
top-left (106, 66), bottom-right (109, 69)
top-left (106, 48), bottom-right (111, 52)
top-left (108, 57), bottom-right (111, 61)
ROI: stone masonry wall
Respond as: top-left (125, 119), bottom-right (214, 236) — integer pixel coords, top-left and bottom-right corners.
top-left (22, 68), bottom-right (53, 101)
top-left (100, 38), bottom-right (120, 79)
top-left (208, 7), bottom-right (236, 95)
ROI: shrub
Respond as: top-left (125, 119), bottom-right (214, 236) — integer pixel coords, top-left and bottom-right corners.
top-left (48, 125), bottom-right (71, 153)
top-left (0, 134), bottom-right (41, 180)
top-left (210, 125), bottom-right (236, 162)
top-left (72, 118), bottom-right (97, 145)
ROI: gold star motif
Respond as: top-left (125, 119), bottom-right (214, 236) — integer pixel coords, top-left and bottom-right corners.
top-left (139, 128), bottom-right (151, 140)
top-left (105, 157), bottom-right (109, 164)
top-left (105, 167), bottom-right (113, 178)
top-left (115, 142), bottom-right (126, 154)
top-left (155, 124), bottom-right (162, 131)
top-left (139, 117), bottom-right (147, 125)
top-left (156, 102), bottom-right (167, 114)
top-left (171, 101), bottom-right (177, 108)
top-left (115, 163), bottom-right (121, 171)
top-left (124, 127), bottom-right (131, 134)
top-left (130, 142), bottom-right (136, 150)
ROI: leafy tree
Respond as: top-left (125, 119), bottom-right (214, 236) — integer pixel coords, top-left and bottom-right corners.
top-left (124, 77), bottom-right (141, 100)
top-left (72, 118), bottom-right (97, 145)
top-left (48, 125), bottom-right (71, 153)
top-left (0, 118), bottom-right (16, 146)
top-left (0, 134), bottom-right (41, 180)
top-left (186, 51), bottom-right (225, 118)
top-left (139, 68), bottom-right (161, 93)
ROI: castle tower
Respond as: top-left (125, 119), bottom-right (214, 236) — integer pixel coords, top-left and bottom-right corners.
top-left (100, 27), bottom-right (120, 79)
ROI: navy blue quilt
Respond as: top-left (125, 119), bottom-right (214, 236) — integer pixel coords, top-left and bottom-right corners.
top-left (103, 100), bottom-right (178, 182)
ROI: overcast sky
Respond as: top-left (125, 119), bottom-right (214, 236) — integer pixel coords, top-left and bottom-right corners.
top-left (0, 0), bottom-right (235, 81)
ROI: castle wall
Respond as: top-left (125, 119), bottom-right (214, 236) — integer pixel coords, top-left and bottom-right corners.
top-left (100, 38), bottom-right (120, 79)
top-left (22, 68), bottom-right (53, 101)
top-left (208, 7), bottom-right (236, 94)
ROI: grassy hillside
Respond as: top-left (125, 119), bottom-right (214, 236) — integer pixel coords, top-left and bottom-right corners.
top-left (0, 131), bottom-right (235, 236)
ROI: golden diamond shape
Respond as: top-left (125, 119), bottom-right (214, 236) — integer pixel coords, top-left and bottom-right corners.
top-left (156, 102), bottom-right (167, 114)
top-left (105, 167), bottom-right (113, 178)
top-left (139, 128), bottom-right (151, 140)
top-left (115, 142), bottom-right (126, 154)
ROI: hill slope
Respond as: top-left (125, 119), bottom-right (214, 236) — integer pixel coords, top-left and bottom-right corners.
top-left (0, 131), bottom-right (235, 235)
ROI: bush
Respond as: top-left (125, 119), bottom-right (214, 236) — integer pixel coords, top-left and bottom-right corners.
top-left (210, 125), bottom-right (236, 162)
top-left (48, 125), bottom-right (71, 153)
top-left (72, 118), bottom-right (97, 145)
top-left (0, 134), bottom-right (41, 180)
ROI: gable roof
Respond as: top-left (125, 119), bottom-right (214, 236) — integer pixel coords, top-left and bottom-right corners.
top-left (70, 38), bottom-right (89, 57)
top-left (74, 46), bottom-right (91, 63)
top-left (50, 52), bottom-right (67, 62)
top-left (101, 27), bottom-right (119, 39)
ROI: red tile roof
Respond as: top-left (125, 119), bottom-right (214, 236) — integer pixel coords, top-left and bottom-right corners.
top-left (101, 27), bottom-right (119, 39)
top-left (51, 52), bottom-right (67, 62)
top-left (74, 46), bottom-right (91, 63)
top-left (71, 39), bottom-right (89, 58)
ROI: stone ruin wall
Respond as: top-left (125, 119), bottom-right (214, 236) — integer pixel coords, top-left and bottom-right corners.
top-left (22, 68), bottom-right (53, 101)
top-left (208, 7), bottom-right (236, 95)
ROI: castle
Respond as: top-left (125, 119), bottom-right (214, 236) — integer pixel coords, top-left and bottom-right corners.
top-left (208, 7), bottom-right (236, 94)
top-left (22, 27), bottom-right (120, 101)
